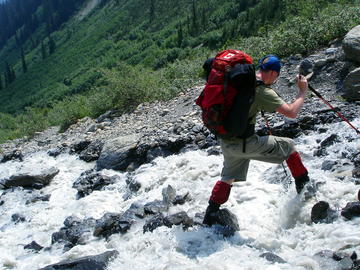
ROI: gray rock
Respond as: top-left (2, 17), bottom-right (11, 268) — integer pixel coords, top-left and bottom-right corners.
top-left (51, 216), bottom-right (96, 250)
top-left (163, 211), bottom-right (193, 228)
top-left (2, 167), bottom-right (59, 189)
top-left (24, 241), bottom-right (43, 252)
top-left (343, 67), bottom-right (360, 101)
top-left (325, 48), bottom-right (338, 55)
top-left (143, 213), bottom-right (164, 233)
top-left (299, 59), bottom-right (314, 76)
top-left (343, 25), bottom-right (360, 63)
top-left (162, 185), bottom-right (176, 206)
top-left (144, 200), bottom-right (168, 215)
top-left (341, 202), bottom-right (360, 220)
top-left (260, 252), bottom-right (286, 264)
top-left (321, 160), bottom-right (338, 171)
top-left (72, 170), bottom-right (118, 199)
top-left (311, 201), bottom-right (338, 223)
top-left (96, 134), bottom-right (141, 171)
top-left (12, 213), bottom-right (26, 223)
top-left (38, 250), bottom-right (118, 270)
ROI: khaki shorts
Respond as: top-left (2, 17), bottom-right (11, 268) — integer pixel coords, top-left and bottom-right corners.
top-left (219, 135), bottom-right (295, 182)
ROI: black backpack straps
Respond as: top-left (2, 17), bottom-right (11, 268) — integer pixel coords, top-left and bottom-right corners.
top-left (203, 57), bottom-right (215, 81)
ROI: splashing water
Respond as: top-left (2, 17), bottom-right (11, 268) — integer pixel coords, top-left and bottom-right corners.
top-left (0, 118), bottom-right (359, 270)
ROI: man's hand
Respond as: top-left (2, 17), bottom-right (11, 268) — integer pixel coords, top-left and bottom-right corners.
top-left (296, 74), bottom-right (308, 94)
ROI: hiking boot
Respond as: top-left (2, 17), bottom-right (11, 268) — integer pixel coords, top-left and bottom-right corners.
top-left (294, 173), bottom-right (310, 194)
top-left (203, 200), bottom-right (220, 226)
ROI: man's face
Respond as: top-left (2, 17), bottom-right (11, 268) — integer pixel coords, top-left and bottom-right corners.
top-left (263, 70), bottom-right (279, 85)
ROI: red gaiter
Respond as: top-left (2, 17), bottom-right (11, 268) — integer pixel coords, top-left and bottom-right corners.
top-left (286, 152), bottom-right (308, 178)
top-left (210, 181), bottom-right (231, 205)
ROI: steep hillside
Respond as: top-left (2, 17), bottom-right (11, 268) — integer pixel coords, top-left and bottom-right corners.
top-left (0, 0), bottom-right (359, 144)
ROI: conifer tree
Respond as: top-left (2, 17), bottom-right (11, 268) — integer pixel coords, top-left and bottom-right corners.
top-left (3, 72), bottom-right (7, 88)
top-left (41, 40), bottom-right (46, 59)
top-left (149, 0), bottom-right (155, 23)
top-left (21, 46), bottom-right (27, 73)
top-left (0, 74), bottom-right (2, 91)
top-left (177, 23), bottom-right (183, 47)
top-left (48, 35), bottom-right (56, 54)
top-left (191, 0), bottom-right (198, 35)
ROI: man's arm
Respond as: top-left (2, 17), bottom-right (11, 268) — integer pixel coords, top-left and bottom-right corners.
top-left (276, 75), bottom-right (308, 119)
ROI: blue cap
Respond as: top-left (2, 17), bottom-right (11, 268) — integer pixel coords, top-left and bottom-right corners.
top-left (258, 55), bottom-right (282, 73)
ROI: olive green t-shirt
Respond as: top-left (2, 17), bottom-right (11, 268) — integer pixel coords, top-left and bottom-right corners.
top-left (248, 84), bottom-right (285, 124)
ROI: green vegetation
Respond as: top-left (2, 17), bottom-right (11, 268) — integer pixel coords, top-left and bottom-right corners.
top-left (0, 0), bottom-right (360, 143)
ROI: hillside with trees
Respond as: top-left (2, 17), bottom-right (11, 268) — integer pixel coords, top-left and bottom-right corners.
top-left (0, 0), bottom-right (359, 143)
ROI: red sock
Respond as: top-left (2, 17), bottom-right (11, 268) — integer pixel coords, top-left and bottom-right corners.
top-left (286, 152), bottom-right (308, 178)
top-left (209, 181), bottom-right (231, 205)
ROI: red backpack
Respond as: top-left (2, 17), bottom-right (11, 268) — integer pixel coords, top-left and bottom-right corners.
top-left (196, 49), bottom-right (256, 139)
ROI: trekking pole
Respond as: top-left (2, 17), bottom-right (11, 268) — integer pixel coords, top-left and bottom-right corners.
top-left (307, 83), bottom-right (360, 134)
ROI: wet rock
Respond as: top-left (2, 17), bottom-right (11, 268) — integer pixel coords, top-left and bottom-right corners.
top-left (94, 203), bottom-right (144, 238)
top-left (162, 185), bottom-right (176, 206)
top-left (79, 141), bottom-right (104, 162)
top-left (206, 146), bottom-right (221, 156)
top-left (144, 200), bottom-right (168, 215)
top-left (26, 194), bottom-right (51, 204)
top-left (71, 140), bottom-right (91, 154)
top-left (38, 250), bottom-right (119, 270)
top-left (313, 250), bottom-right (355, 269)
top-left (173, 192), bottom-right (191, 205)
top-left (353, 167), bottom-right (360, 179)
top-left (260, 252), bottom-right (286, 264)
top-left (321, 160), bottom-right (338, 171)
top-left (343, 25), bottom-right (360, 63)
top-left (24, 241), bottom-right (43, 252)
top-left (206, 208), bottom-right (240, 237)
top-left (163, 211), bottom-right (193, 229)
top-left (343, 67), bottom-right (360, 101)
top-left (311, 201), bottom-right (338, 223)
top-left (314, 134), bottom-right (339, 156)
top-left (146, 146), bottom-right (172, 162)
top-left (126, 202), bottom-right (146, 219)
top-left (12, 213), bottom-right (26, 223)
top-left (1, 167), bottom-right (59, 189)
top-left (143, 213), bottom-right (164, 233)
top-left (47, 147), bottom-right (64, 157)
top-left (125, 175), bottom-right (141, 193)
top-left (73, 170), bottom-right (119, 199)
top-left (51, 216), bottom-right (96, 250)
top-left (341, 202), bottom-right (360, 220)
top-left (321, 134), bottom-right (339, 148)
top-left (93, 213), bottom-right (123, 238)
top-left (1, 149), bottom-right (23, 163)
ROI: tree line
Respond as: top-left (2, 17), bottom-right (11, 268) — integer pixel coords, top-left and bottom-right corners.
top-left (0, 0), bottom-right (87, 89)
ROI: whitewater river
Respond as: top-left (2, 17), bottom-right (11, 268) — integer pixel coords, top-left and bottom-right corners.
top-left (0, 118), bottom-right (359, 270)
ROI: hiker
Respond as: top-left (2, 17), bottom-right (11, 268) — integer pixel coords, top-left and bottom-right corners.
top-left (202, 54), bottom-right (311, 226)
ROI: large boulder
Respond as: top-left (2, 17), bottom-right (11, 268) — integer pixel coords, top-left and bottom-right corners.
top-left (0, 167), bottom-right (59, 189)
top-left (343, 67), bottom-right (360, 101)
top-left (343, 25), bottom-right (360, 63)
top-left (95, 134), bottom-right (141, 171)
top-left (38, 250), bottom-right (118, 270)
